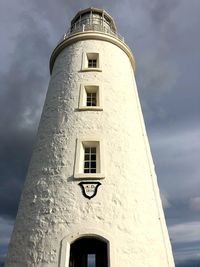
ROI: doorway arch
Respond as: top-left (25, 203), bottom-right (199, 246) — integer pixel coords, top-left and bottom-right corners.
top-left (60, 230), bottom-right (113, 267)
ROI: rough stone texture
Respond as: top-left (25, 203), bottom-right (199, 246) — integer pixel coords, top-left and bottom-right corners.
top-left (6, 38), bottom-right (175, 266)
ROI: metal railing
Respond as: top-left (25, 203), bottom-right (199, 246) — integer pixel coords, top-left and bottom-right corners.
top-left (57, 23), bottom-right (124, 45)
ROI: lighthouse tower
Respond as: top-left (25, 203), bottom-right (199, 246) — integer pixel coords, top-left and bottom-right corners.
top-left (6, 7), bottom-right (175, 267)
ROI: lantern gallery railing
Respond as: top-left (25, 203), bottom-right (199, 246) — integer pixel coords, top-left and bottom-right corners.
top-left (58, 22), bottom-right (124, 45)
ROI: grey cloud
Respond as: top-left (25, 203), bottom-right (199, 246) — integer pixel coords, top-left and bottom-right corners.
top-left (164, 199), bottom-right (200, 264)
top-left (189, 197), bottom-right (200, 212)
top-left (149, 126), bottom-right (200, 200)
top-left (133, 0), bottom-right (200, 131)
top-left (0, 4), bottom-right (53, 219)
top-left (0, 130), bottom-right (34, 218)
top-left (174, 240), bottom-right (200, 266)
top-left (0, 14), bottom-right (50, 131)
top-left (169, 222), bottom-right (200, 244)
top-left (165, 198), bottom-right (200, 227)
top-left (161, 192), bottom-right (171, 209)
top-left (0, 217), bottom-right (14, 247)
top-left (146, 0), bottom-right (181, 25)
top-left (176, 259), bottom-right (200, 267)
top-left (0, 217), bottom-right (14, 266)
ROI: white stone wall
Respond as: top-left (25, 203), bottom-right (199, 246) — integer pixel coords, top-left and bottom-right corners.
top-left (6, 38), bottom-right (175, 266)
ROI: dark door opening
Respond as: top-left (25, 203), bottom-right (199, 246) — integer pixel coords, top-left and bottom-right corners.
top-left (69, 237), bottom-right (108, 267)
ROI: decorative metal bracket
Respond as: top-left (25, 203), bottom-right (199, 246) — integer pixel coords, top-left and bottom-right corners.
top-left (79, 182), bottom-right (101, 199)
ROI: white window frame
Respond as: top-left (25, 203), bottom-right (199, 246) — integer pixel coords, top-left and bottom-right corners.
top-left (74, 138), bottom-right (105, 179)
top-left (78, 84), bottom-right (103, 111)
top-left (81, 52), bottom-right (102, 72)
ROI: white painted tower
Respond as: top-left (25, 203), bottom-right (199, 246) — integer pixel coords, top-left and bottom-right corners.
top-left (6, 8), bottom-right (175, 267)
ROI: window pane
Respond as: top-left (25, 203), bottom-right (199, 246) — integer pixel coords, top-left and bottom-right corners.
top-left (88, 60), bottom-right (93, 68)
top-left (91, 162), bottom-right (96, 168)
top-left (92, 60), bottom-right (97, 67)
top-left (91, 99), bottom-right (96, 106)
top-left (88, 59), bottom-right (97, 68)
top-left (85, 148), bottom-right (90, 153)
top-left (91, 147), bottom-right (96, 153)
top-left (85, 154), bottom-right (90, 160)
top-left (91, 154), bottom-right (96, 160)
top-left (84, 162), bottom-right (89, 168)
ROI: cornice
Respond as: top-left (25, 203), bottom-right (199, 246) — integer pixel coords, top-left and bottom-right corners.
top-left (50, 31), bottom-right (136, 74)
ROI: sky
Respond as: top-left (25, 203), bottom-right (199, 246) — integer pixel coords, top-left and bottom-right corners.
top-left (0, 0), bottom-right (200, 266)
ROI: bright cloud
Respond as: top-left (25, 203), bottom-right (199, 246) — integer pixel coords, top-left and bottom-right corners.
top-left (169, 221), bottom-right (200, 244)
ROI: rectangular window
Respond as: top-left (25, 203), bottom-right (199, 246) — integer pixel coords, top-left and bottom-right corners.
top-left (81, 52), bottom-right (101, 72)
top-left (74, 138), bottom-right (105, 179)
top-left (78, 84), bottom-right (103, 110)
top-left (84, 147), bottom-right (96, 173)
top-left (87, 54), bottom-right (98, 68)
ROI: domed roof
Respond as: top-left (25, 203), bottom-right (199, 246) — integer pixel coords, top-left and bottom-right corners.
top-left (71, 7), bottom-right (117, 32)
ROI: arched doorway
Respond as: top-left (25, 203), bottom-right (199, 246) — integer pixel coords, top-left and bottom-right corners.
top-left (69, 237), bottom-right (108, 267)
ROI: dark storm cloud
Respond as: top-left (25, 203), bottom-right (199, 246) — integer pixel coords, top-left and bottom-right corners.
top-left (165, 198), bottom-right (200, 226)
top-left (128, 0), bottom-right (200, 132)
top-left (0, 131), bottom-right (34, 218)
top-left (166, 200), bottom-right (200, 265)
top-left (0, 5), bottom-right (52, 218)
top-left (173, 240), bottom-right (200, 262)
top-left (177, 259), bottom-right (200, 267)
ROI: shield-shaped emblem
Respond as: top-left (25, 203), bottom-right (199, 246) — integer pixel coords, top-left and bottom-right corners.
top-left (79, 182), bottom-right (101, 199)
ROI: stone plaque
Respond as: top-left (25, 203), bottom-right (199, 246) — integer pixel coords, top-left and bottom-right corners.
top-left (79, 182), bottom-right (101, 199)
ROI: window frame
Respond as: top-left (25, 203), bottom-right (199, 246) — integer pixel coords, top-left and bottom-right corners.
top-left (78, 84), bottom-right (103, 111)
top-left (74, 138), bottom-right (105, 179)
top-left (81, 52), bottom-right (102, 72)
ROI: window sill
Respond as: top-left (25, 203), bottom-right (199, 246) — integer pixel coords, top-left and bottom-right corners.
top-left (74, 173), bottom-right (105, 180)
top-left (78, 106), bottom-right (103, 111)
top-left (80, 68), bottom-right (102, 72)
